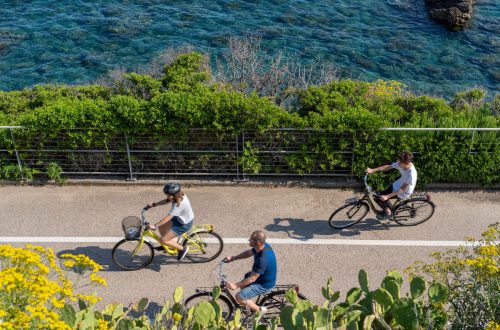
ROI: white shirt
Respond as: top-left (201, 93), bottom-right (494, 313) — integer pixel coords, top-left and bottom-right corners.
top-left (391, 162), bottom-right (417, 199)
top-left (169, 195), bottom-right (194, 224)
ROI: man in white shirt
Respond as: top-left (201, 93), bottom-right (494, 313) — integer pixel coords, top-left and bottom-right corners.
top-left (147, 182), bottom-right (194, 260)
top-left (367, 151), bottom-right (417, 220)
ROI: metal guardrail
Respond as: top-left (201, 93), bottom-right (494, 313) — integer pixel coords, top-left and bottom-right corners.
top-left (0, 127), bottom-right (498, 181)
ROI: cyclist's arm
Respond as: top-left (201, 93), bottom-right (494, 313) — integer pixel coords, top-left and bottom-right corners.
top-left (149, 199), bottom-right (170, 207)
top-left (229, 250), bottom-right (253, 261)
top-left (367, 164), bottom-right (392, 173)
top-left (235, 273), bottom-right (259, 288)
top-left (154, 214), bottom-right (173, 228)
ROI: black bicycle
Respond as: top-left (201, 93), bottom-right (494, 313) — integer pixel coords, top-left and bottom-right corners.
top-left (184, 261), bottom-right (306, 323)
top-left (328, 172), bottom-right (436, 229)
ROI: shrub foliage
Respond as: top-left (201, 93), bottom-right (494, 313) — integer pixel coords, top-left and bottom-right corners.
top-left (0, 52), bottom-right (498, 185)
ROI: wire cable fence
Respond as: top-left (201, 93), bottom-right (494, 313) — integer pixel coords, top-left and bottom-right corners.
top-left (0, 127), bottom-right (498, 181)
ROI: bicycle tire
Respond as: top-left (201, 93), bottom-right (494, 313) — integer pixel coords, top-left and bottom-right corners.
top-left (183, 231), bottom-right (224, 263)
top-left (111, 239), bottom-right (154, 271)
top-left (328, 202), bottom-right (369, 229)
top-left (393, 199), bottom-right (435, 226)
top-left (259, 290), bottom-right (307, 321)
top-left (184, 292), bottom-right (233, 321)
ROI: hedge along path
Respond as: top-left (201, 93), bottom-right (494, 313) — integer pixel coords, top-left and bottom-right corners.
top-left (0, 54), bottom-right (499, 185)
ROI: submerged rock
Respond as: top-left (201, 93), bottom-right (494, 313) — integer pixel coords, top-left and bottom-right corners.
top-left (425, 0), bottom-right (476, 30)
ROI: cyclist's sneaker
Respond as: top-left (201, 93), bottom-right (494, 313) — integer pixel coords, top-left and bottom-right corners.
top-left (260, 306), bottom-right (268, 315)
top-left (377, 212), bottom-right (392, 220)
top-left (154, 246), bottom-right (165, 251)
top-left (177, 246), bottom-right (190, 261)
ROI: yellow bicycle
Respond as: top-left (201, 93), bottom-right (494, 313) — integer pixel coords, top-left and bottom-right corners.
top-left (112, 207), bottom-right (224, 270)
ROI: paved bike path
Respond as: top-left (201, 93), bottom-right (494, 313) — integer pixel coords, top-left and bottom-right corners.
top-left (1, 185), bottom-right (498, 308)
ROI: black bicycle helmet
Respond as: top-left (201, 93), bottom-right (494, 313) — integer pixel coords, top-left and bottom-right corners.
top-left (163, 182), bottom-right (181, 195)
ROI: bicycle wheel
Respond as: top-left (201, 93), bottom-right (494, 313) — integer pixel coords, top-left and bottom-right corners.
top-left (184, 292), bottom-right (233, 320)
top-left (328, 202), bottom-right (369, 229)
top-left (111, 239), bottom-right (154, 271)
top-left (393, 199), bottom-right (435, 226)
top-left (183, 231), bottom-right (224, 263)
top-left (259, 290), bottom-right (307, 321)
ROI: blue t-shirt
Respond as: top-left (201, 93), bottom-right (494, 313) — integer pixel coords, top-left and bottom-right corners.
top-left (252, 243), bottom-right (277, 289)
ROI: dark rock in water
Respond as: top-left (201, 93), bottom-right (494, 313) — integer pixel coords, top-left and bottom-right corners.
top-left (425, 0), bottom-right (476, 30)
top-left (0, 42), bottom-right (8, 54)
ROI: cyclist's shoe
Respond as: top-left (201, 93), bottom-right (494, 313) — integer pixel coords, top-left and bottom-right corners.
top-left (260, 306), bottom-right (268, 315)
top-left (154, 246), bottom-right (165, 251)
top-left (377, 212), bottom-right (392, 220)
top-left (177, 246), bottom-right (190, 261)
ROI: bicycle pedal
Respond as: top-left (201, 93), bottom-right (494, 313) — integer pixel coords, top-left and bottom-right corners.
top-left (154, 246), bottom-right (165, 251)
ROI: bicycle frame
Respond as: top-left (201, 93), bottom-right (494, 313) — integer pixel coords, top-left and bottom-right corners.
top-left (131, 208), bottom-right (215, 256)
top-left (352, 173), bottom-right (404, 213)
top-left (195, 262), bottom-right (299, 308)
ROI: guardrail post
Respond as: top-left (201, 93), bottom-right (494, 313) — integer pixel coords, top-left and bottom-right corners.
top-left (468, 131), bottom-right (475, 154)
top-left (125, 134), bottom-right (136, 181)
top-left (242, 130), bottom-right (246, 181)
top-left (233, 130), bottom-right (247, 182)
top-left (350, 132), bottom-right (355, 181)
top-left (9, 127), bottom-right (24, 180)
top-left (235, 132), bottom-right (240, 181)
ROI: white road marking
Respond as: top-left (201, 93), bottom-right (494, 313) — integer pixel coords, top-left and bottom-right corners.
top-left (0, 237), bottom-right (491, 247)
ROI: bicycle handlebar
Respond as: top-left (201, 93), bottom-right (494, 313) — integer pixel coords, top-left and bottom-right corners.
top-left (218, 260), bottom-right (227, 284)
top-left (363, 172), bottom-right (372, 192)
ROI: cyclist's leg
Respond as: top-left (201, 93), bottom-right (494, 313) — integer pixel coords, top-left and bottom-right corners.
top-left (159, 217), bottom-right (192, 251)
top-left (375, 186), bottom-right (393, 211)
top-left (236, 284), bottom-right (272, 312)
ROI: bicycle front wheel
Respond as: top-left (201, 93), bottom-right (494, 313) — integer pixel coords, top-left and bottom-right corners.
top-left (183, 231), bottom-right (224, 263)
top-left (111, 239), bottom-right (154, 271)
top-left (259, 290), bottom-right (307, 321)
top-left (393, 199), bottom-right (435, 226)
top-left (328, 202), bottom-right (369, 229)
top-left (184, 292), bottom-right (233, 320)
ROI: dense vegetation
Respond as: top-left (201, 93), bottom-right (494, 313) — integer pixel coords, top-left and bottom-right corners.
top-left (0, 52), bottom-right (498, 185)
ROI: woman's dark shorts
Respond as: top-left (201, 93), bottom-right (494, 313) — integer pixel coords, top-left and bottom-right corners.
top-left (171, 216), bottom-right (193, 235)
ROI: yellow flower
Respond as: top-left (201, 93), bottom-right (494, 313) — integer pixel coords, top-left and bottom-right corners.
top-left (478, 245), bottom-right (499, 257)
top-left (486, 321), bottom-right (500, 330)
top-left (173, 312), bottom-right (183, 323)
top-left (97, 319), bottom-right (110, 330)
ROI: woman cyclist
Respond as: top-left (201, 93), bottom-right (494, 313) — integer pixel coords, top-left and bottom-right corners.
top-left (146, 182), bottom-right (194, 261)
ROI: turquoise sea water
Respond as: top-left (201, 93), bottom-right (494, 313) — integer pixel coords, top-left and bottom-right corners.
top-left (0, 0), bottom-right (498, 96)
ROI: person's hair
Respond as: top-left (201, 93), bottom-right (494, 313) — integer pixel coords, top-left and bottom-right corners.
top-left (398, 151), bottom-right (413, 164)
top-left (251, 230), bottom-right (266, 243)
top-left (172, 191), bottom-right (184, 207)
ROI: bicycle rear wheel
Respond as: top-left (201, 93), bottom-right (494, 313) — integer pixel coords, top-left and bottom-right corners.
top-left (259, 290), bottom-right (307, 322)
top-left (184, 292), bottom-right (233, 320)
top-left (328, 202), bottom-right (369, 229)
top-left (183, 231), bottom-right (224, 263)
top-left (111, 239), bottom-right (154, 271)
top-left (393, 199), bottom-right (435, 226)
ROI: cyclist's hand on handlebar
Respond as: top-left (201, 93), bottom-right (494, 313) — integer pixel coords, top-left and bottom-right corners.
top-left (225, 282), bottom-right (237, 290)
top-left (146, 202), bottom-right (156, 209)
top-left (224, 256), bottom-right (233, 263)
top-left (366, 168), bottom-right (374, 174)
top-left (379, 195), bottom-right (388, 201)
top-left (147, 223), bottom-right (157, 230)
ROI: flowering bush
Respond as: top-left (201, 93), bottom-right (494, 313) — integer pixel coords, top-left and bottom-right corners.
top-left (406, 223), bottom-right (500, 329)
top-left (0, 244), bottom-right (106, 329)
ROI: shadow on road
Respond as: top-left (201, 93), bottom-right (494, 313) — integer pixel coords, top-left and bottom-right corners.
top-left (57, 246), bottom-right (183, 272)
top-left (266, 217), bottom-right (399, 239)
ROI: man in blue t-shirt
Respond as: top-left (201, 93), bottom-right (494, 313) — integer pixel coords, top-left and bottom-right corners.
top-left (225, 230), bottom-right (277, 314)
